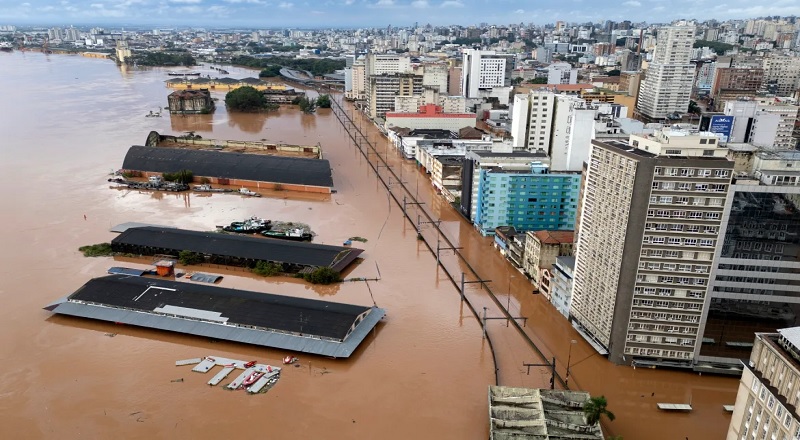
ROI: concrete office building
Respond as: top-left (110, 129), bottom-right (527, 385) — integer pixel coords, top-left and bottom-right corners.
top-left (461, 48), bottom-right (513, 99)
top-left (710, 68), bottom-right (765, 111)
top-left (726, 329), bottom-right (800, 440)
top-left (696, 153), bottom-right (800, 371)
top-left (762, 56), bottom-right (800, 96)
top-left (511, 90), bottom-right (557, 151)
top-left (636, 26), bottom-right (695, 121)
top-left (547, 62), bottom-right (578, 85)
top-left (367, 73), bottom-right (423, 119)
top-left (571, 129), bottom-right (733, 366)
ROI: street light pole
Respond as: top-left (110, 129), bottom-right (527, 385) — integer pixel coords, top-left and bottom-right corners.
top-left (565, 339), bottom-right (577, 388)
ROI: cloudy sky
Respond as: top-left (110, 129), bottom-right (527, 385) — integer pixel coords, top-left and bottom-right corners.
top-left (0, 0), bottom-right (797, 28)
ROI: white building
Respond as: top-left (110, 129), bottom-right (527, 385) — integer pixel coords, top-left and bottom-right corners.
top-left (550, 256), bottom-right (576, 318)
top-left (384, 104), bottom-right (476, 132)
top-left (510, 91), bottom-right (556, 151)
top-left (547, 62), bottom-right (578, 85)
top-left (461, 49), bottom-right (513, 99)
top-left (550, 95), bottom-right (596, 172)
top-left (636, 26), bottom-right (696, 121)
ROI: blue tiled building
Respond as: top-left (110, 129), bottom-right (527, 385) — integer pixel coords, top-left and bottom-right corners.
top-left (474, 162), bottom-right (580, 236)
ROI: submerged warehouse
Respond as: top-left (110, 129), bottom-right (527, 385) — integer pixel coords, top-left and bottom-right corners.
top-left (111, 227), bottom-right (363, 274)
top-left (121, 145), bottom-right (334, 193)
top-left (45, 275), bottom-right (385, 358)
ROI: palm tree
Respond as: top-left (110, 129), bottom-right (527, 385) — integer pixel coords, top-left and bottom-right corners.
top-left (583, 395), bottom-right (616, 426)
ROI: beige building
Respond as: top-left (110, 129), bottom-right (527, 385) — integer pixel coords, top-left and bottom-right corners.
top-left (727, 329), bottom-right (800, 440)
top-left (523, 230), bottom-right (575, 300)
top-left (367, 73), bottom-right (423, 119)
top-left (762, 56), bottom-right (800, 96)
top-left (571, 131), bottom-right (733, 365)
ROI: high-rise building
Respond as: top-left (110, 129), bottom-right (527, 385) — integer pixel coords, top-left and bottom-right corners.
top-left (726, 329), bottom-right (800, 440)
top-left (697, 152), bottom-right (800, 370)
top-left (571, 129), bottom-right (733, 366)
top-left (510, 91), bottom-right (556, 151)
top-left (710, 68), bottom-right (765, 111)
top-left (367, 73), bottom-right (423, 119)
top-left (761, 56), bottom-right (800, 96)
top-left (546, 62), bottom-right (578, 85)
top-left (635, 26), bottom-right (695, 121)
top-left (460, 49), bottom-right (513, 99)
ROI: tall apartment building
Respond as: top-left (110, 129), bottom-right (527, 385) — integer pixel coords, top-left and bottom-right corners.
top-left (461, 48), bottom-right (513, 99)
top-left (697, 152), bottom-right (800, 370)
top-left (547, 62), bottom-right (578, 85)
top-left (367, 73), bottom-right (423, 119)
top-left (635, 26), bottom-right (695, 121)
top-left (726, 329), bottom-right (800, 440)
top-left (511, 91), bottom-right (599, 172)
top-left (364, 53), bottom-right (412, 112)
top-left (416, 63), bottom-right (449, 94)
top-left (571, 129), bottom-right (734, 366)
top-left (345, 58), bottom-right (366, 101)
top-left (762, 56), bottom-right (800, 96)
top-left (511, 91), bottom-right (556, 151)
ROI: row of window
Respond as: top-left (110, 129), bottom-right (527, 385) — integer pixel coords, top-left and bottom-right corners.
top-left (628, 322), bottom-right (698, 334)
top-left (652, 181), bottom-right (728, 192)
top-left (633, 299), bottom-right (702, 310)
top-left (635, 287), bottom-right (705, 298)
top-left (642, 236), bottom-right (716, 247)
top-left (645, 223), bottom-right (719, 234)
top-left (653, 167), bottom-right (728, 177)
top-left (646, 210), bottom-right (722, 220)
top-left (638, 262), bottom-right (710, 273)
top-left (624, 346), bottom-right (693, 358)
top-left (630, 311), bottom-right (700, 322)
top-left (627, 334), bottom-right (695, 345)
top-left (650, 195), bottom-right (726, 206)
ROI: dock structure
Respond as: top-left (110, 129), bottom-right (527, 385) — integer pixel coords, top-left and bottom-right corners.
top-left (208, 366), bottom-right (236, 386)
top-left (121, 145), bottom-right (333, 194)
top-left (227, 368), bottom-right (256, 390)
top-left (657, 403), bottom-right (693, 412)
top-left (44, 275), bottom-right (385, 358)
top-left (110, 226), bottom-right (363, 274)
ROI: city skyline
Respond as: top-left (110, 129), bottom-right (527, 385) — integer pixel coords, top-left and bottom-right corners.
top-left (1, 0), bottom-right (800, 28)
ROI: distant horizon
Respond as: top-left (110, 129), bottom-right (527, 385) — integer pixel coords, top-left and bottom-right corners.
top-left (1, 0), bottom-right (798, 29)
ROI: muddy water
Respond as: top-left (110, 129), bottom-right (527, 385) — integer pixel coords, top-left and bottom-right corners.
top-left (0, 53), bottom-right (494, 439)
top-left (335, 95), bottom-right (741, 439)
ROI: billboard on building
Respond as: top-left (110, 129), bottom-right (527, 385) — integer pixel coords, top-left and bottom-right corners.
top-left (708, 115), bottom-right (734, 143)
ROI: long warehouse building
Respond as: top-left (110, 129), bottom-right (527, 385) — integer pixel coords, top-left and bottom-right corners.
top-left (45, 275), bottom-right (385, 358)
top-left (111, 227), bottom-right (363, 274)
top-left (121, 146), bottom-right (334, 193)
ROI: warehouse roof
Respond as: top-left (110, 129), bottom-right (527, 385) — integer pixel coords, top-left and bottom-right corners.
top-left (121, 146), bottom-right (333, 188)
top-left (112, 227), bottom-right (363, 273)
top-left (45, 275), bottom-right (384, 358)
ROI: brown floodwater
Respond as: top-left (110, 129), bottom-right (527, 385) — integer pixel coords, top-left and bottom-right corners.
top-left (0, 52), bottom-right (493, 439)
top-left (0, 51), bottom-right (739, 440)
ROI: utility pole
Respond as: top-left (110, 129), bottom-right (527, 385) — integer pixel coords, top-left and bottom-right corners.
top-left (483, 307), bottom-right (528, 339)
top-left (523, 357), bottom-right (557, 390)
top-left (460, 272), bottom-right (491, 301)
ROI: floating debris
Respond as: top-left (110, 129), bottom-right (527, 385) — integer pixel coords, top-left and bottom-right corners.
top-left (176, 355), bottom-right (281, 395)
top-left (348, 236), bottom-right (368, 243)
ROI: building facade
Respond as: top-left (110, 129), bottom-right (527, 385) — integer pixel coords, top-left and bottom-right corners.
top-left (367, 73), bottom-right (423, 119)
top-left (551, 256), bottom-right (576, 318)
top-left (726, 329), bottom-right (800, 440)
top-left (473, 162), bottom-right (579, 236)
top-left (636, 26), bottom-right (695, 121)
top-left (461, 49), bottom-right (513, 99)
top-left (571, 132), bottom-right (733, 366)
top-left (522, 230), bottom-right (575, 297)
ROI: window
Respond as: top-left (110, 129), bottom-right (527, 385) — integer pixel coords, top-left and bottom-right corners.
top-left (684, 238), bottom-right (698, 246)
top-left (660, 196), bottom-right (673, 204)
top-left (699, 138), bottom-right (708, 144)
top-left (706, 212), bottom-right (721, 220)
top-left (700, 239), bottom-right (714, 247)
top-left (665, 149), bottom-right (681, 155)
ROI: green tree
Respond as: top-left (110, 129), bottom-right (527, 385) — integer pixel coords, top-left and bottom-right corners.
top-left (693, 40), bottom-right (734, 54)
top-left (688, 100), bottom-right (702, 115)
top-left (316, 94), bottom-right (332, 108)
top-left (296, 95), bottom-right (317, 113)
top-left (526, 77), bottom-right (548, 84)
top-left (225, 86), bottom-right (269, 112)
top-left (606, 69), bottom-right (621, 76)
top-left (302, 267), bottom-right (342, 284)
top-left (512, 77), bottom-right (524, 85)
top-left (253, 261), bottom-right (282, 276)
top-left (178, 251), bottom-right (204, 265)
top-left (583, 396), bottom-right (615, 426)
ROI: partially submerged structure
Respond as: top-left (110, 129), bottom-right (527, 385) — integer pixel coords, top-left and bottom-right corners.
top-left (488, 386), bottom-right (603, 440)
top-left (167, 88), bottom-right (215, 114)
top-left (45, 275), bottom-right (384, 358)
top-left (111, 226), bottom-right (362, 274)
top-left (121, 145), bottom-right (333, 193)
top-left (145, 131), bottom-right (322, 159)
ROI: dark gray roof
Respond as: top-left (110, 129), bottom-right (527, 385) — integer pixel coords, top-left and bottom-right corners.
top-left (112, 227), bottom-right (363, 272)
top-left (121, 146), bottom-right (333, 188)
top-left (45, 275), bottom-right (384, 358)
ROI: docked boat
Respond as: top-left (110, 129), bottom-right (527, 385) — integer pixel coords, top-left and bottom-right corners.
top-left (167, 71), bottom-right (201, 76)
top-left (238, 188), bottom-right (261, 197)
top-left (222, 216), bottom-right (271, 233)
top-left (261, 228), bottom-right (313, 242)
top-left (193, 184), bottom-right (232, 193)
top-left (241, 371), bottom-right (264, 388)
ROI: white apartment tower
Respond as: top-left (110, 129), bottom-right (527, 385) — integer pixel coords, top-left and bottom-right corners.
top-left (510, 91), bottom-right (556, 151)
top-left (461, 49), bottom-right (512, 99)
top-left (571, 129), bottom-right (733, 366)
top-left (636, 26), bottom-right (695, 121)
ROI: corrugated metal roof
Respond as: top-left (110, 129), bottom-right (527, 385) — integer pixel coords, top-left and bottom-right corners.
top-left (121, 146), bottom-right (333, 188)
top-left (112, 227), bottom-right (363, 272)
top-left (47, 300), bottom-right (384, 358)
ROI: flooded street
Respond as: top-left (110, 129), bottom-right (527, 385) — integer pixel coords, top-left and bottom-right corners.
top-left (0, 51), bottom-right (738, 439)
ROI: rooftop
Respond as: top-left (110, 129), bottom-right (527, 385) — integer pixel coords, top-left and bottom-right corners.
top-left (121, 146), bottom-right (333, 188)
top-left (44, 275), bottom-right (384, 358)
top-left (111, 226), bottom-right (363, 273)
top-left (488, 386), bottom-right (603, 440)
top-left (532, 230), bottom-right (575, 245)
